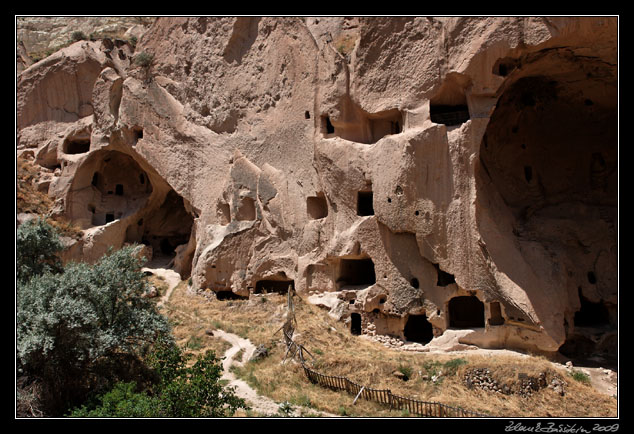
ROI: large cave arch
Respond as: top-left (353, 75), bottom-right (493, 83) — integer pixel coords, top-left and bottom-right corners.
top-left (66, 148), bottom-right (195, 275)
top-left (66, 149), bottom-right (153, 228)
top-left (476, 48), bottom-right (617, 356)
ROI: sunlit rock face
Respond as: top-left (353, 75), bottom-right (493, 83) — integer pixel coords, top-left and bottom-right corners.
top-left (17, 16), bottom-right (617, 357)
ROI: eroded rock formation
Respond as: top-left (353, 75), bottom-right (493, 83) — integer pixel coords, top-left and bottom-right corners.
top-left (16, 17), bottom-right (618, 358)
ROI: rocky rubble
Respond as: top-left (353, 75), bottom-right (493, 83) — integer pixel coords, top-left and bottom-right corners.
top-left (463, 367), bottom-right (567, 397)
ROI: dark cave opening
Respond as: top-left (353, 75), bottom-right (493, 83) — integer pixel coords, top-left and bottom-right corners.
top-left (449, 296), bottom-right (485, 328)
top-left (404, 314), bottom-right (433, 344)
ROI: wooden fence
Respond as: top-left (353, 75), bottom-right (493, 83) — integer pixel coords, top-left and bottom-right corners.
top-left (279, 289), bottom-right (486, 418)
top-left (301, 364), bottom-right (485, 417)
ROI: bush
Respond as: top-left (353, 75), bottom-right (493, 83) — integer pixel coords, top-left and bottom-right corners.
top-left (134, 51), bottom-right (154, 68)
top-left (570, 369), bottom-right (591, 384)
top-left (71, 31), bottom-right (88, 42)
top-left (16, 245), bottom-right (170, 415)
top-left (70, 339), bottom-right (248, 417)
top-left (16, 218), bottom-right (63, 283)
top-left (68, 382), bottom-right (159, 418)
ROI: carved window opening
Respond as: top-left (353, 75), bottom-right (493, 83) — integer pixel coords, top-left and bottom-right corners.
top-left (254, 279), bottom-right (294, 295)
top-left (64, 138), bottom-right (90, 154)
top-left (307, 193), bottom-right (328, 220)
top-left (430, 104), bottom-right (470, 126)
top-left (357, 190), bottom-right (374, 216)
top-left (337, 258), bottom-right (376, 287)
top-left (488, 301), bottom-right (505, 326)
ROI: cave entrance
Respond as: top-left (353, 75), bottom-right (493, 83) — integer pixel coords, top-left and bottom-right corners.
top-left (478, 55), bottom-right (617, 357)
top-left (574, 288), bottom-right (611, 327)
top-left (337, 257), bottom-right (376, 288)
top-left (64, 137), bottom-right (91, 154)
top-left (404, 314), bottom-right (433, 344)
top-left (137, 190), bottom-right (194, 262)
top-left (254, 279), bottom-right (294, 295)
top-left (430, 105), bottom-right (470, 126)
top-left (216, 290), bottom-right (249, 301)
top-left (449, 296), bottom-right (485, 328)
top-left (350, 313), bottom-right (362, 335)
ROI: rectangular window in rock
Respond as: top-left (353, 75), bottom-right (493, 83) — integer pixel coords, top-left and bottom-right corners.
top-left (357, 191), bottom-right (374, 216)
top-left (307, 193), bottom-right (328, 220)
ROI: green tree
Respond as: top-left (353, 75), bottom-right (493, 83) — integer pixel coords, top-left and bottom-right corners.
top-left (69, 339), bottom-right (248, 417)
top-left (16, 218), bottom-right (63, 283)
top-left (16, 245), bottom-right (170, 415)
top-left (68, 381), bottom-right (160, 418)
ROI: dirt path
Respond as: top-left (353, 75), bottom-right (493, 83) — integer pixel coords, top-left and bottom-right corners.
top-left (142, 256), bottom-right (181, 307)
top-left (213, 328), bottom-right (338, 417)
top-left (142, 261), bottom-right (336, 417)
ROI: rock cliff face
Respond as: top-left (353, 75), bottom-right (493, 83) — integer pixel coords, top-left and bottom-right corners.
top-left (16, 17), bottom-right (618, 357)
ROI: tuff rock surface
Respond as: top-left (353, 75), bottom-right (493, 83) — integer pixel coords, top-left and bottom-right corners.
top-left (16, 17), bottom-right (618, 357)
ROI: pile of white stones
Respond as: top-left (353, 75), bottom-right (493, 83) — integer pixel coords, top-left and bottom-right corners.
top-left (463, 368), bottom-right (568, 397)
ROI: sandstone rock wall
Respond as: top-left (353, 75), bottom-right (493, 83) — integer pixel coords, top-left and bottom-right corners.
top-left (16, 17), bottom-right (618, 357)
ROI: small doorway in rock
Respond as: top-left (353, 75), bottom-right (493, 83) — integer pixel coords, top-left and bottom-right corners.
top-left (404, 314), bottom-right (433, 344)
top-left (105, 213), bottom-right (115, 223)
top-left (350, 313), bottom-right (362, 335)
top-left (449, 296), bottom-right (485, 328)
top-left (357, 191), bottom-right (374, 216)
top-left (115, 184), bottom-right (124, 195)
top-left (324, 116), bottom-right (335, 134)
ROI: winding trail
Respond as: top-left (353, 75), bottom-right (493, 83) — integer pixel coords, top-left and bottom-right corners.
top-left (213, 329), bottom-right (338, 417)
top-left (143, 259), bottom-right (336, 417)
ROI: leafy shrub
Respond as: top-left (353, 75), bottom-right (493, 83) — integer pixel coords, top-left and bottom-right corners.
top-left (134, 51), bottom-right (154, 68)
top-left (16, 245), bottom-right (170, 415)
top-left (71, 31), bottom-right (88, 42)
top-left (16, 218), bottom-right (64, 283)
top-left (278, 401), bottom-right (294, 417)
top-left (68, 381), bottom-right (159, 417)
top-left (570, 369), bottom-right (591, 384)
top-left (398, 364), bottom-right (413, 381)
top-left (443, 358), bottom-right (468, 375)
top-left (69, 338), bottom-right (247, 417)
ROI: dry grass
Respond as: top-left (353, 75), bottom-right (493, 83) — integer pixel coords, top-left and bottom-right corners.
top-left (17, 156), bottom-right (83, 239)
top-left (334, 32), bottom-right (358, 56)
top-left (162, 284), bottom-right (617, 418)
